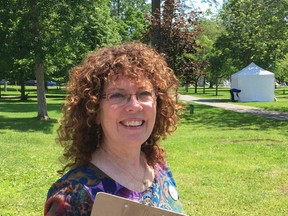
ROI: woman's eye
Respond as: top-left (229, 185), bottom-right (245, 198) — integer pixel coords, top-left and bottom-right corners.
top-left (109, 92), bottom-right (126, 100)
top-left (139, 91), bottom-right (152, 97)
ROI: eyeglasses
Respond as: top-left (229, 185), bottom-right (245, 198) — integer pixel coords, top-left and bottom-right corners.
top-left (102, 90), bottom-right (157, 106)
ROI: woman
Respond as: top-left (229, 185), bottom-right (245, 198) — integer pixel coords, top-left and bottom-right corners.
top-left (44, 42), bottom-right (183, 215)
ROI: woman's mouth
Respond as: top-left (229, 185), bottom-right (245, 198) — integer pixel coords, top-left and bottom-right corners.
top-left (121, 120), bottom-right (144, 127)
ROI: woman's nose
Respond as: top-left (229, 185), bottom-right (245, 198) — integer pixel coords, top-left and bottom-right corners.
top-left (125, 95), bottom-right (143, 111)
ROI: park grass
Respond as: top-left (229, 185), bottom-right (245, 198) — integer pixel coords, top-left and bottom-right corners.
top-left (0, 87), bottom-right (64, 215)
top-left (165, 103), bottom-right (288, 215)
top-left (0, 86), bottom-right (288, 215)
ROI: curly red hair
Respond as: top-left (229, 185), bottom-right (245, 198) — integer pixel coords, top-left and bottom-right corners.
top-left (58, 42), bottom-right (179, 173)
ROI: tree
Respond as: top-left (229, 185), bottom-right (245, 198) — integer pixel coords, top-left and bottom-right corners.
top-left (46, 1), bottom-right (121, 85)
top-left (197, 18), bottom-right (234, 95)
top-left (217, 0), bottom-right (288, 70)
top-left (110, 0), bottom-right (149, 17)
top-left (150, 0), bottom-right (224, 46)
top-left (151, 0), bottom-right (161, 46)
top-left (0, 0), bottom-right (121, 119)
top-left (147, 0), bottom-right (204, 87)
top-left (109, 0), bottom-right (150, 42)
top-left (0, 1), bottom-right (37, 100)
top-left (274, 54), bottom-right (288, 83)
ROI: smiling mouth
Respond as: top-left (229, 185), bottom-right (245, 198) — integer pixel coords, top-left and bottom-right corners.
top-left (121, 120), bottom-right (144, 127)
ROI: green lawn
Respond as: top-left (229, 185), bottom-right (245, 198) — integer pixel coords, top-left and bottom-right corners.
top-left (166, 103), bottom-right (288, 215)
top-left (0, 86), bottom-right (287, 215)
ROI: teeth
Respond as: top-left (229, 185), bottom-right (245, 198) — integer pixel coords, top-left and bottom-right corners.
top-left (122, 120), bottom-right (143, 127)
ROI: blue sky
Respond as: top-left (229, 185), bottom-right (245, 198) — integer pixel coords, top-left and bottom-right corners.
top-left (193, 0), bottom-right (211, 10)
top-left (146, 0), bottom-right (224, 16)
top-left (189, 0), bottom-right (224, 14)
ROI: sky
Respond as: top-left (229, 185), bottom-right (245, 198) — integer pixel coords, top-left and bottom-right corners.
top-left (145, 0), bottom-right (224, 17)
top-left (189, 0), bottom-right (224, 15)
top-left (192, 0), bottom-right (211, 10)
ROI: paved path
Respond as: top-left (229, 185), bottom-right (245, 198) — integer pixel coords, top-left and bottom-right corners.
top-left (179, 95), bottom-right (288, 121)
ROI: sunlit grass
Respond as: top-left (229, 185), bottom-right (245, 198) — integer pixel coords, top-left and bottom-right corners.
top-left (0, 87), bottom-right (64, 215)
top-left (165, 103), bottom-right (288, 215)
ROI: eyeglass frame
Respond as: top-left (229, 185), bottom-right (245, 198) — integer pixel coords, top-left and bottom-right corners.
top-left (101, 89), bottom-right (158, 106)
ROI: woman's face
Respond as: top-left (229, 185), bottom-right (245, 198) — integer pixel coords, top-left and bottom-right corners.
top-left (99, 75), bottom-right (157, 150)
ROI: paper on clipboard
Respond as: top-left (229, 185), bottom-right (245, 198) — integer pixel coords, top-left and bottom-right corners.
top-left (91, 192), bottom-right (186, 216)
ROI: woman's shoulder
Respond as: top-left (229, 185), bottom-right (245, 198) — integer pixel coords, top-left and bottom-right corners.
top-left (44, 163), bottom-right (107, 215)
top-left (153, 160), bottom-right (178, 189)
top-left (154, 160), bottom-right (174, 178)
top-left (48, 163), bottom-right (106, 193)
top-left (59, 163), bottom-right (107, 184)
top-left (151, 161), bottom-right (183, 213)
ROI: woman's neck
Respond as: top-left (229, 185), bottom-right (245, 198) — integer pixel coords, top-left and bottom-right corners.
top-left (100, 144), bottom-right (143, 169)
top-left (91, 145), bottom-right (154, 192)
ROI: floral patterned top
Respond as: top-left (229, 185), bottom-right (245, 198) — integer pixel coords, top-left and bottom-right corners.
top-left (44, 162), bottom-right (183, 215)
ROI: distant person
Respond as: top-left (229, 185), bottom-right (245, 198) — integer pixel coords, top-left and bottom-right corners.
top-left (230, 88), bottom-right (241, 102)
top-left (44, 42), bottom-right (184, 215)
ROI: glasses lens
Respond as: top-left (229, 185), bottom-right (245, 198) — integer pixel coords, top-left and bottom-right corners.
top-left (137, 90), bottom-right (155, 102)
top-left (105, 90), bottom-right (156, 105)
top-left (108, 92), bottom-right (127, 105)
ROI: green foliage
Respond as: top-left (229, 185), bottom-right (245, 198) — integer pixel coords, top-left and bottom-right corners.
top-left (274, 54), bottom-right (288, 83)
top-left (217, 0), bottom-right (288, 70)
top-left (44, 1), bottom-right (121, 82)
top-left (0, 0), bottom-right (153, 84)
top-left (0, 0), bottom-right (124, 116)
top-left (110, 0), bottom-right (150, 17)
top-left (110, 0), bottom-right (150, 42)
top-left (0, 0), bottom-right (34, 81)
top-left (197, 18), bottom-right (228, 86)
top-left (0, 0), bottom-right (122, 84)
top-left (114, 6), bottom-right (149, 42)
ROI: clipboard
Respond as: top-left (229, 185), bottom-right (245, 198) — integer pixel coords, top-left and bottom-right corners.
top-left (91, 192), bottom-right (186, 216)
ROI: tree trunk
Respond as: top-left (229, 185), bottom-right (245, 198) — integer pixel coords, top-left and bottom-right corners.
top-left (185, 83), bottom-right (188, 92)
top-left (151, 0), bottom-right (161, 47)
top-left (209, 81), bottom-right (213, 88)
top-left (20, 79), bottom-right (26, 100)
top-left (117, 0), bottom-right (120, 17)
top-left (35, 63), bottom-right (49, 119)
top-left (31, 3), bottom-right (49, 120)
top-left (215, 78), bottom-right (219, 96)
top-left (19, 71), bottom-right (27, 100)
top-left (4, 80), bottom-right (7, 92)
top-left (203, 76), bottom-right (206, 94)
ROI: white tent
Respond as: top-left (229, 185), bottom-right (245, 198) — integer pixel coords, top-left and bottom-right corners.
top-left (231, 62), bottom-right (275, 102)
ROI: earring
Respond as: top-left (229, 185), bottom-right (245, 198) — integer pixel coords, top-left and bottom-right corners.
top-left (96, 125), bottom-right (101, 148)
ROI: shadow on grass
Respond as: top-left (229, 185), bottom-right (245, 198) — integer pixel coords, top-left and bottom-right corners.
top-left (0, 99), bottom-right (37, 112)
top-left (182, 103), bottom-right (288, 136)
top-left (0, 100), bottom-right (61, 133)
top-left (0, 99), bottom-right (62, 112)
top-left (0, 115), bottom-right (57, 133)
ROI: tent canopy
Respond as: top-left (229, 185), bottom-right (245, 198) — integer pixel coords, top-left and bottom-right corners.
top-left (231, 62), bottom-right (275, 102)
